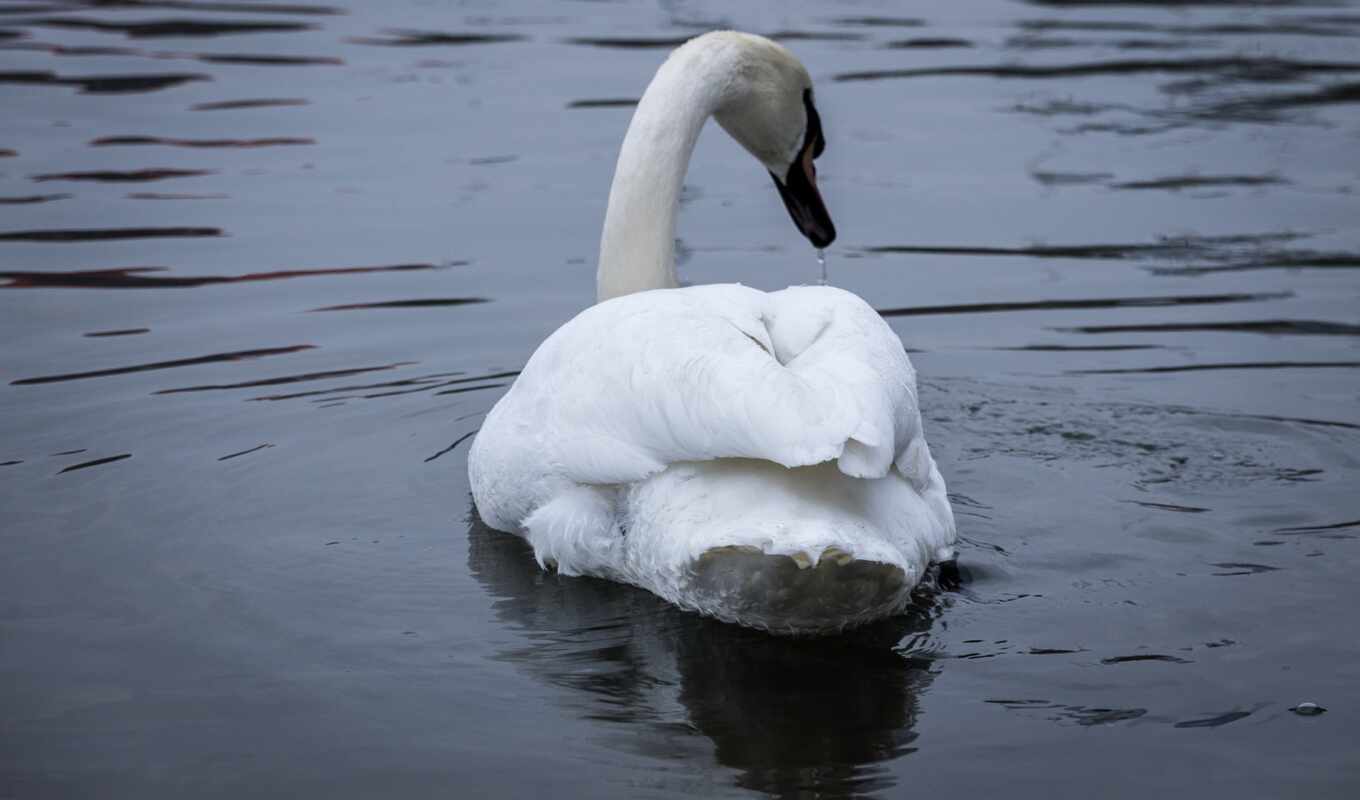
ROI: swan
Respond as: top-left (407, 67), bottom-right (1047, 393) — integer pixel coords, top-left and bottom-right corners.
top-left (469, 31), bottom-right (956, 634)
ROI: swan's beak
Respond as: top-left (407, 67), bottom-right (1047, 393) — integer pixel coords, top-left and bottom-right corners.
top-left (770, 140), bottom-right (836, 249)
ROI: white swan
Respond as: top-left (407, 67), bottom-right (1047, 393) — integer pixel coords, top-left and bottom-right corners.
top-left (469, 31), bottom-right (956, 634)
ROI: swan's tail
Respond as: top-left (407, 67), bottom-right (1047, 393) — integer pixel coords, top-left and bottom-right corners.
top-left (685, 545), bottom-right (912, 634)
top-left (611, 458), bottom-right (956, 634)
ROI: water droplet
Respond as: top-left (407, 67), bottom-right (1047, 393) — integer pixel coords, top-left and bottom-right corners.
top-left (816, 248), bottom-right (827, 286)
top-left (1292, 702), bottom-right (1326, 716)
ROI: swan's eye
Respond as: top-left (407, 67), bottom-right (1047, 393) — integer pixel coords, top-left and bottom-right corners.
top-left (802, 89), bottom-right (825, 160)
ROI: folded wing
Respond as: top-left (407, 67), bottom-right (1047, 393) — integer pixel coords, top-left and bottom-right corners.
top-left (491, 283), bottom-right (923, 490)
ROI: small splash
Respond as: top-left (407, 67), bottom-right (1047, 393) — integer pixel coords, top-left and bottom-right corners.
top-left (816, 248), bottom-right (827, 286)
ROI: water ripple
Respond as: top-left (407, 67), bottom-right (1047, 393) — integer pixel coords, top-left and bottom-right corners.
top-left (1, 263), bottom-right (439, 288)
top-left (878, 292), bottom-right (1290, 318)
top-left (14, 17), bottom-right (316, 39)
top-left (0, 227), bottom-right (223, 242)
top-left (11, 344), bottom-right (315, 385)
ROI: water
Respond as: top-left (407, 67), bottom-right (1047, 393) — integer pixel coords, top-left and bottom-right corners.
top-left (3, 0), bottom-right (1359, 796)
top-left (816, 246), bottom-right (826, 285)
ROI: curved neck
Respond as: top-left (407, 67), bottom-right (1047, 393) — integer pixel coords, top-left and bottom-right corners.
top-left (596, 45), bottom-right (729, 303)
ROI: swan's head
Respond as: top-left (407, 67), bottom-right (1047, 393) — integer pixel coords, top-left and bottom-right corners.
top-left (710, 33), bottom-right (836, 249)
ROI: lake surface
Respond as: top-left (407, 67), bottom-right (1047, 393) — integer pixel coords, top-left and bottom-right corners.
top-left (3, 0), bottom-right (1358, 796)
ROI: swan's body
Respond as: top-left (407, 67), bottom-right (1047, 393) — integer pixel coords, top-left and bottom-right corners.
top-left (469, 32), bottom-right (955, 633)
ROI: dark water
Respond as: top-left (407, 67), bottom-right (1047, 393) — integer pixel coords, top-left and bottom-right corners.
top-left (3, 0), bottom-right (1359, 796)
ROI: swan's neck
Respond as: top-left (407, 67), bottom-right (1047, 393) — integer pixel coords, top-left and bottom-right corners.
top-left (596, 46), bottom-right (729, 303)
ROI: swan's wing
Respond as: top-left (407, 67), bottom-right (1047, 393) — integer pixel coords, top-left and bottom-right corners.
top-left (764, 284), bottom-right (924, 480)
top-left (485, 283), bottom-right (922, 490)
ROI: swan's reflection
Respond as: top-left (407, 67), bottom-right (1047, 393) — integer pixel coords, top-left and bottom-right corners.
top-left (467, 511), bottom-right (940, 797)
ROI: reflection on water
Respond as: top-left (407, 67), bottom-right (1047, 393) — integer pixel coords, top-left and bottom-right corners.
top-left (3, 0), bottom-right (1359, 796)
top-left (308, 297), bottom-right (486, 311)
top-left (89, 135), bottom-right (315, 147)
top-left (0, 68), bottom-right (211, 91)
top-left (864, 231), bottom-right (1360, 276)
top-left (565, 35), bottom-right (694, 49)
top-left (55, 451), bottom-right (132, 473)
top-left (1071, 359), bottom-right (1360, 375)
top-left (190, 96), bottom-right (307, 109)
top-left (83, 327), bottom-right (150, 337)
top-left (152, 360), bottom-right (414, 395)
top-left (16, 17), bottom-right (318, 39)
top-left (0, 225), bottom-right (222, 240)
top-left (0, 192), bottom-right (69, 203)
top-left (349, 30), bottom-right (526, 47)
top-left (10, 343), bottom-right (314, 385)
top-left (32, 167), bottom-right (216, 181)
top-left (1, 262), bottom-right (438, 288)
top-left (877, 290), bottom-right (1289, 317)
top-left (468, 514), bottom-right (940, 798)
top-left (886, 37), bottom-right (974, 49)
top-left (837, 56), bottom-right (1360, 83)
top-left (566, 97), bottom-right (638, 108)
